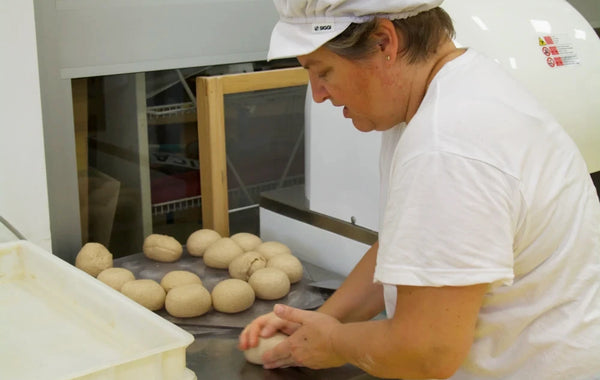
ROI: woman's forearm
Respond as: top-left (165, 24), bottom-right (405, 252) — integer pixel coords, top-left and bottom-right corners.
top-left (317, 242), bottom-right (385, 322)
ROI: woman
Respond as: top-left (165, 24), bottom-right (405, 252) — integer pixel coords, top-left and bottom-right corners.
top-left (239, 1), bottom-right (600, 378)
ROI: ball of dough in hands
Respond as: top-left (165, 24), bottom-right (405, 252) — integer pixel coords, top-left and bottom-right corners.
top-left (143, 234), bottom-right (183, 263)
top-left (255, 241), bottom-right (292, 260)
top-left (165, 283), bottom-right (212, 318)
top-left (186, 229), bottom-right (221, 257)
top-left (160, 270), bottom-right (203, 293)
top-left (267, 254), bottom-right (303, 284)
top-left (203, 237), bottom-right (244, 269)
top-left (211, 279), bottom-right (255, 313)
top-left (248, 268), bottom-right (290, 300)
top-left (121, 279), bottom-right (166, 311)
top-left (229, 251), bottom-right (267, 281)
top-left (75, 242), bottom-right (113, 277)
top-left (243, 333), bottom-right (288, 365)
top-left (230, 232), bottom-right (262, 252)
top-left (97, 267), bottom-right (135, 291)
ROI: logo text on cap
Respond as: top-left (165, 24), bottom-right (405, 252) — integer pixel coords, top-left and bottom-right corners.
top-left (312, 23), bottom-right (333, 33)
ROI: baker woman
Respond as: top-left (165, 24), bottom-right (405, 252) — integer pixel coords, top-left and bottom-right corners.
top-left (239, 1), bottom-right (600, 378)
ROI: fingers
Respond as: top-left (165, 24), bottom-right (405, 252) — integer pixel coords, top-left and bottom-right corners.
top-left (273, 304), bottom-right (311, 324)
top-left (239, 313), bottom-right (272, 350)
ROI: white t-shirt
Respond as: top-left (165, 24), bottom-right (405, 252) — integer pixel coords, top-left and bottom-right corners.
top-left (374, 49), bottom-right (600, 379)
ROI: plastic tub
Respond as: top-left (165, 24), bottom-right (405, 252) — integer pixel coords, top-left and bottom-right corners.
top-left (0, 240), bottom-right (196, 380)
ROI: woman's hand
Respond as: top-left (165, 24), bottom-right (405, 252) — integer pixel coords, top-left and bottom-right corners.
top-left (238, 310), bottom-right (301, 351)
top-left (261, 304), bottom-right (346, 370)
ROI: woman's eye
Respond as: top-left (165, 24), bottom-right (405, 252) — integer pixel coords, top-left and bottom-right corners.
top-left (318, 69), bottom-right (330, 79)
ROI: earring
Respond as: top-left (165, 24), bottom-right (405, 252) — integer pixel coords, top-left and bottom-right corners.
top-left (386, 55), bottom-right (391, 61)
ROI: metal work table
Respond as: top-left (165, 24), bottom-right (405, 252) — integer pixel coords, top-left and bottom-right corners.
top-left (183, 326), bottom-right (382, 380)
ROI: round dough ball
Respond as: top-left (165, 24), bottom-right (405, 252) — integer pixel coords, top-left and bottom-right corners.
top-left (244, 333), bottom-right (288, 365)
top-left (203, 238), bottom-right (244, 269)
top-left (165, 283), bottom-right (212, 318)
top-left (160, 270), bottom-right (202, 293)
top-left (143, 234), bottom-right (183, 263)
top-left (186, 229), bottom-right (221, 257)
top-left (97, 267), bottom-right (135, 291)
top-left (229, 251), bottom-right (267, 281)
top-left (255, 241), bottom-right (292, 260)
top-left (121, 279), bottom-right (166, 311)
top-left (248, 268), bottom-right (290, 300)
top-left (75, 242), bottom-right (113, 277)
top-left (211, 279), bottom-right (255, 313)
top-left (230, 232), bottom-right (262, 252)
top-left (267, 254), bottom-right (303, 284)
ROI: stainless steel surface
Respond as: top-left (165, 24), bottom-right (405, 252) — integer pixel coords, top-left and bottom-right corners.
top-left (113, 248), bottom-right (382, 378)
top-left (183, 327), bottom-right (382, 380)
top-left (260, 185), bottom-right (378, 246)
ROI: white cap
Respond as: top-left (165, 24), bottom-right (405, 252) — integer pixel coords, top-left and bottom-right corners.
top-left (268, 0), bottom-right (444, 60)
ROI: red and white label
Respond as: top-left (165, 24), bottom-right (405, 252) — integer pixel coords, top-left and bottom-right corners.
top-left (538, 34), bottom-right (579, 68)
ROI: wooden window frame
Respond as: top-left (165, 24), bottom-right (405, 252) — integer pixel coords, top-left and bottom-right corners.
top-left (196, 67), bottom-right (308, 236)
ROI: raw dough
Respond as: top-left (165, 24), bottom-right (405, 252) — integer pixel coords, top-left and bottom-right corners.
top-left (267, 254), bottom-right (303, 284)
top-left (143, 234), bottom-right (183, 263)
top-left (203, 238), bottom-right (244, 269)
top-left (211, 279), bottom-right (255, 313)
top-left (121, 279), bottom-right (166, 311)
top-left (97, 267), bottom-right (135, 291)
top-left (229, 251), bottom-right (267, 281)
top-left (165, 283), bottom-right (212, 318)
top-left (255, 241), bottom-right (292, 260)
top-left (75, 242), bottom-right (113, 277)
top-left (230, 232), bottom-right (262, 252)
top-left (244, 333), bottom-right (288, 365)
top-left (186, 229), bottom-right (221, 257)
top-left (248, 268), bottom-right (290, 300)
top-left (160, 270), bottom-right (202, 293)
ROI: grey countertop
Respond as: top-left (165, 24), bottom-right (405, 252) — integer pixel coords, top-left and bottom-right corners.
top-left (183, 326), bottom-right (381, 380)
top-left (114, 248), bottom-right (383, 379)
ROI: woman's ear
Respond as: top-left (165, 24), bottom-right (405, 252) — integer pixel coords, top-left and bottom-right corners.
top-left (373, 18), bottom-right (400, 63)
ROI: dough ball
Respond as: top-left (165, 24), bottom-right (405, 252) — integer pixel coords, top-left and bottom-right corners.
top-left (255, 241), bottom-right (292, 260)
top-left (244, 333), bottom-right (288, 365)
top-left (267, 254), bottom-right (303, 284)
top-left (97, 267), bottom-right (135, 291)
top-left (160, 270), bottom-right (202, 293)
top-left (121, 279), bottom-right (166, 311)
top-left (75, 242), bottom-right (113, 277)
top-left (230, 232), bottom-right (262, 252)
top-left (186, 229), bottom-right (221, 257)
top-left (165, 283), bottom-right (212, 318)
top-left (229, 251), bottom-right (267, 281)
top-left (248, 268), bottom-right (290, 300)
top-left (211, 279), bottom-right (255, 313)
top-left (203, 238), bottom-right (244, 269)
top-left (143, 234), bottom-right (183, 263)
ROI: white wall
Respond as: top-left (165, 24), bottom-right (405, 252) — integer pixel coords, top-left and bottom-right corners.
top-left (0, 0), bottom-right (52, 251)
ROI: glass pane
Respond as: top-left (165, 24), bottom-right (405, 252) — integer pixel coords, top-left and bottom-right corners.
top-left (72, 60), bottom-right (304, 257)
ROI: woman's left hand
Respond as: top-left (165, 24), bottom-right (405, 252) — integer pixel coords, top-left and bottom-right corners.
top-left (261, 304), bottom-right (346, 369)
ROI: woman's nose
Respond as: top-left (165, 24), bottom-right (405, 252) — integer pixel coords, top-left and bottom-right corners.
top-left (310, 81), bottom-right (329, 103)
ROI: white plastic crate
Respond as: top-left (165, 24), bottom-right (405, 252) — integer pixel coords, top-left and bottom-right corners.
top-left (0, 240), bottom-right (196, 380)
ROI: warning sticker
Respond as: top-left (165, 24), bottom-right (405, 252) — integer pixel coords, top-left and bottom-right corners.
top-left (538, 34), bottom-right (579, 68)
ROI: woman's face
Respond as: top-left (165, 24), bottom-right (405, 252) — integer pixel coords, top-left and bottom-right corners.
top-left (298, 46), bottom-right (408, 132)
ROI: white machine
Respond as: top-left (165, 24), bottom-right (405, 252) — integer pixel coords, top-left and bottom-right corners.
top-left (260, 0), bottom-right (600, 276)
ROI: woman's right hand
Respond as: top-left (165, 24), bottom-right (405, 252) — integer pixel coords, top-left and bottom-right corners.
top-left (238, 310), bottom-right (301, 350)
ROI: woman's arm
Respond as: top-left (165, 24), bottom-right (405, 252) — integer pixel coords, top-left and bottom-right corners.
top-left (264, 282), bottom-right (488, 379)
top-left (317, 241), bottom-right (385, 322)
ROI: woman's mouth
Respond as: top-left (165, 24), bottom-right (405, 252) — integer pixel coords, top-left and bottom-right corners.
top-left (343, 106), bottom-right (350, 118)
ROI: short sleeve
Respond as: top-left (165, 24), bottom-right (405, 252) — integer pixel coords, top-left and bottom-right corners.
top-left (374, 151), bottom-right (520, 287)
